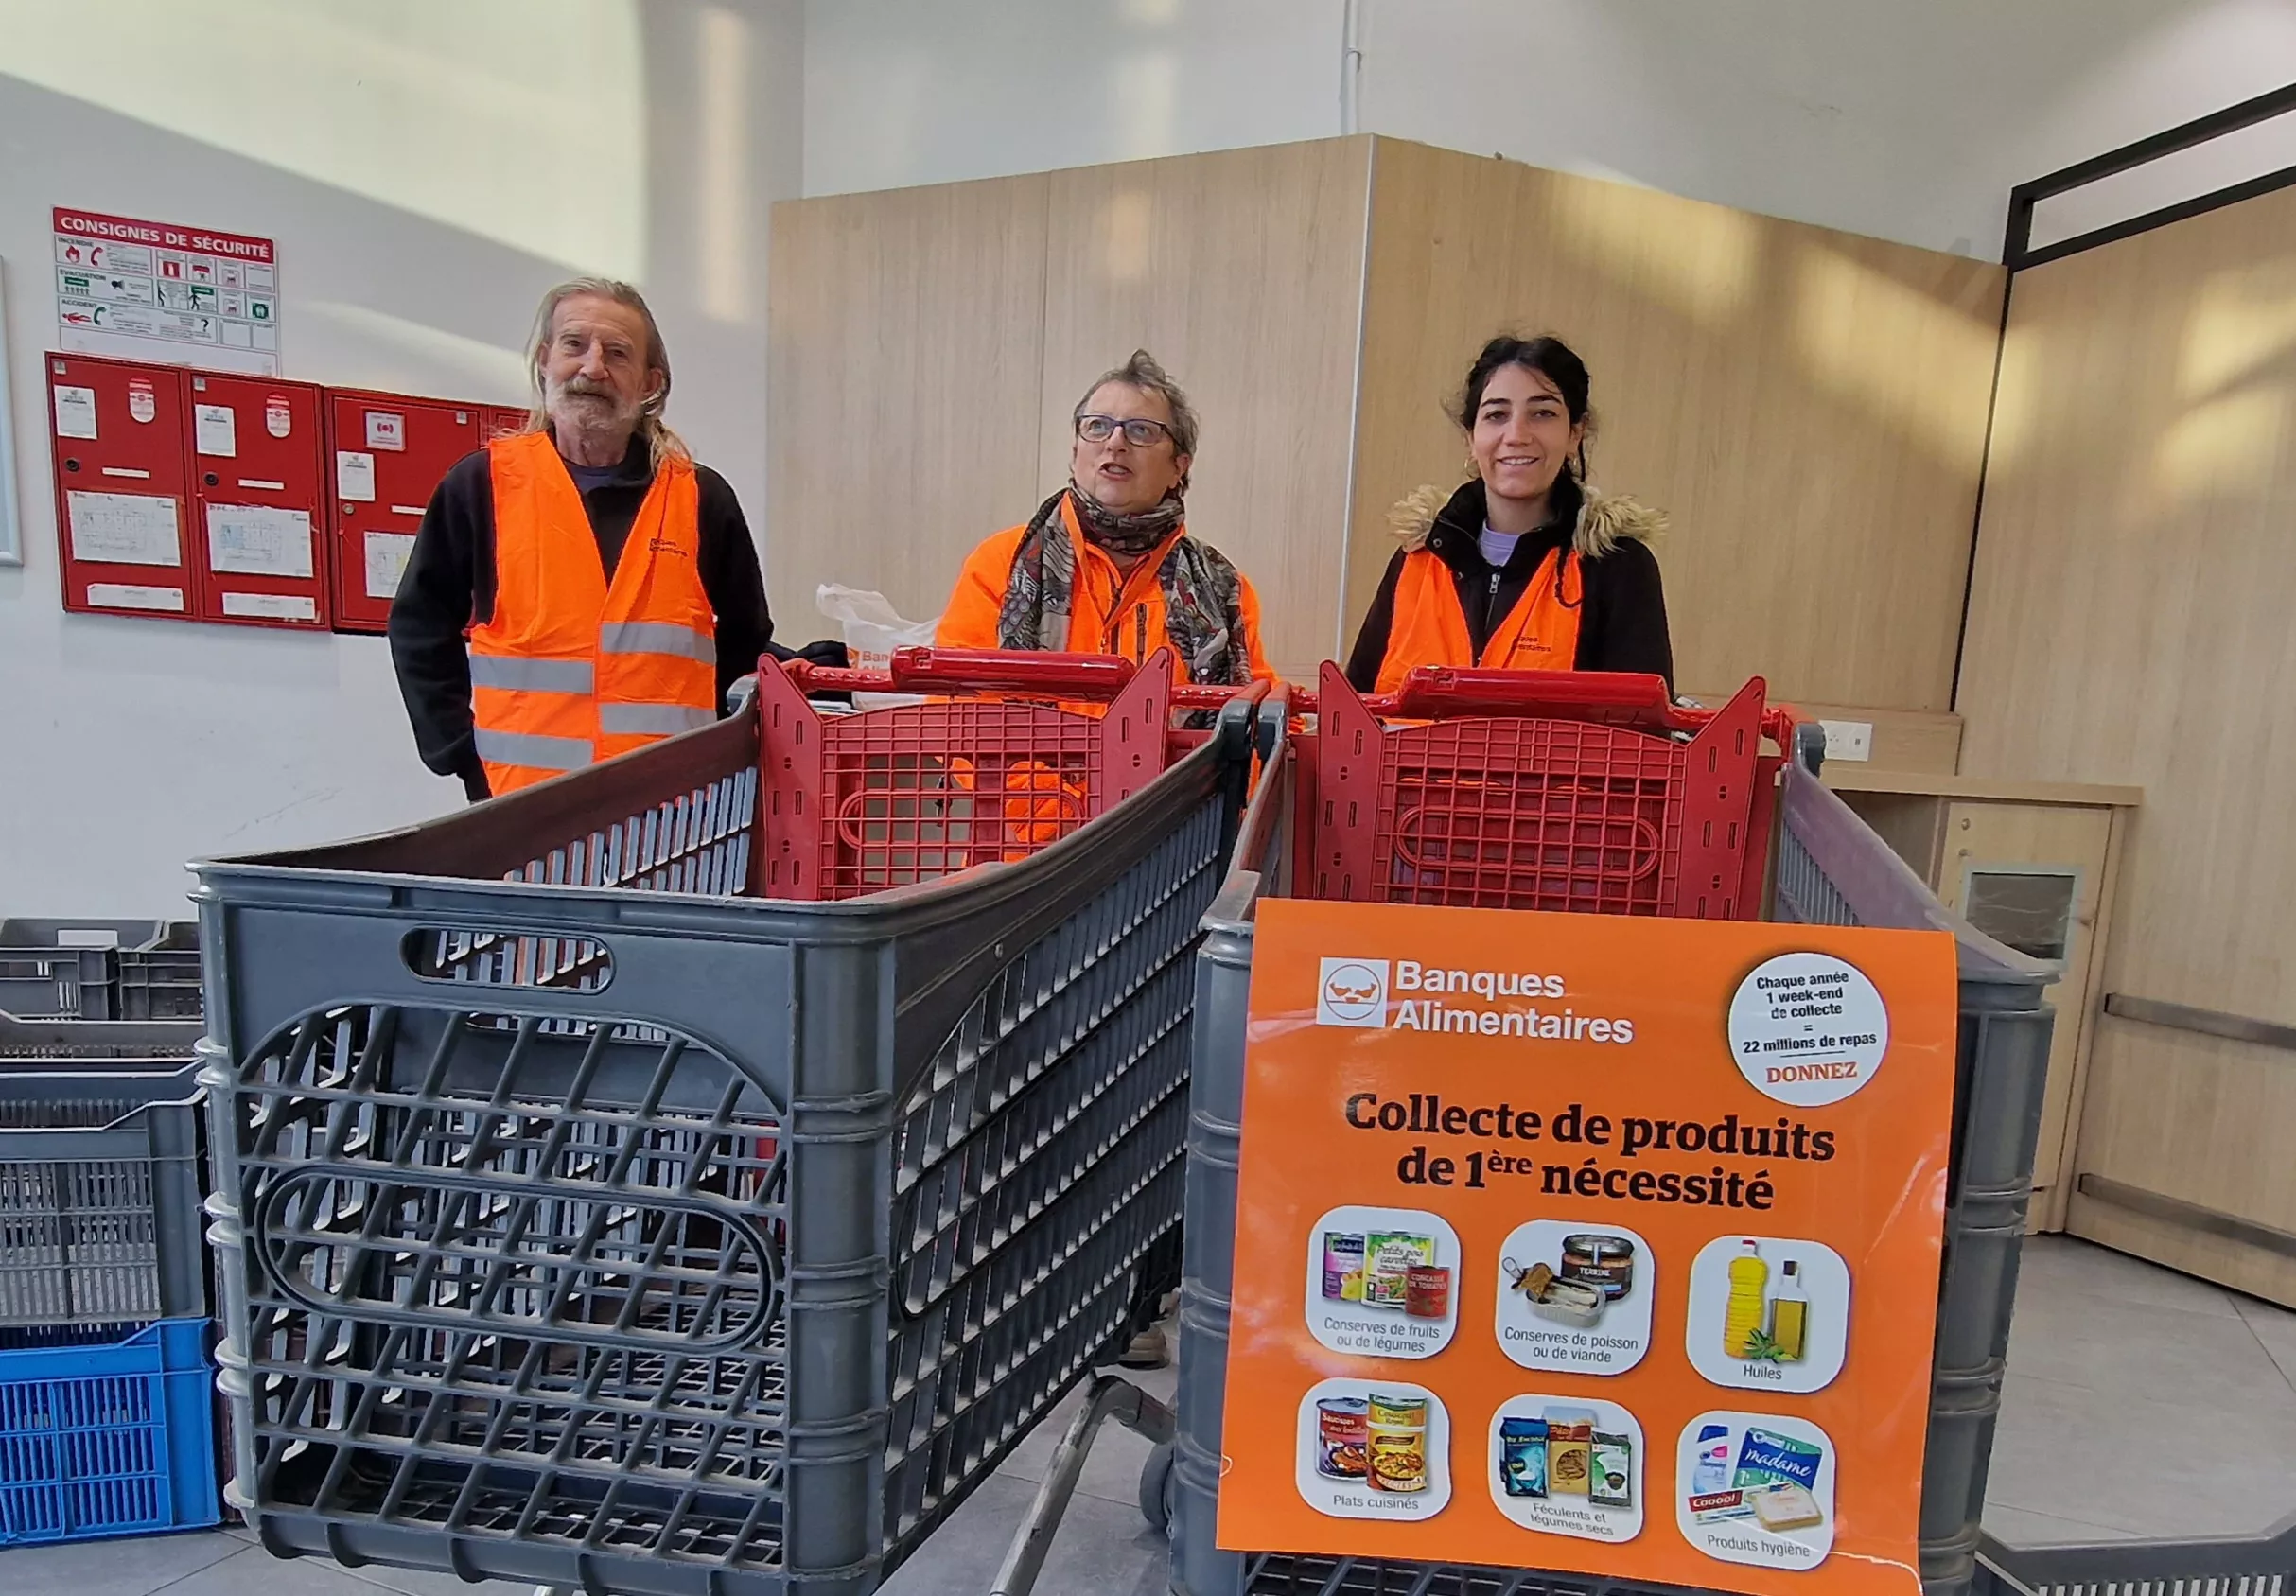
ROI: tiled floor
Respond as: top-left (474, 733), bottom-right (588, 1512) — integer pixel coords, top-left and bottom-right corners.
top-left (9, 1237), bottom-right (2296, 1594)
top-left (1984, 1235), bottom-right (2296, 1547)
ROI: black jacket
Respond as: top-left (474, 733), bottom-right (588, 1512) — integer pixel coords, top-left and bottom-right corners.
top-left (387, 436), bottom-right (777, 800)
top-left (1344, 478), bottom-right (1674, 693)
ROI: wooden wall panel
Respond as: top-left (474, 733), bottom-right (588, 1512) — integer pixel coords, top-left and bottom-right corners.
top-left (766, 173), bottom-right (1051, 631)
top-left (1957, 182), bottom-right (2296, 1301)
top-left (1036, 140), bottom-right (1373, 679)
top-left (1349, 139), bottom-right (2005, 710)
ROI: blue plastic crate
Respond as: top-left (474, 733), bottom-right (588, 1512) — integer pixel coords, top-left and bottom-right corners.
top-left (0, 1318), bottom-right (219, 1545)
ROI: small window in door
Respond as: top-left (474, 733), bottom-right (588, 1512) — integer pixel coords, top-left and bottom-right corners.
top-left (1960, 868), bottom-right (2080, 966)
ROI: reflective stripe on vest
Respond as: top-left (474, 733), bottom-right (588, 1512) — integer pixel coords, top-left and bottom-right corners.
top-left (473, 729), bottom-right (593, 773)
top-left (1375, 545), bottom-right (1582, 694)
top-left (601, 619), bottom-right (715, 663)
top-left (598, 701), bottom-right (715, 735)
top-left (469, 431), bottom-right (716, 797)
top-left (467, 655), bottom-right (595, 693)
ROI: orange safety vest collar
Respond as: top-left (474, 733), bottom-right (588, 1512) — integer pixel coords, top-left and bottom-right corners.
top-left (1374, 544), bottom-right (1582, 694)
top-left (468, 431), bottom-right (716, 796)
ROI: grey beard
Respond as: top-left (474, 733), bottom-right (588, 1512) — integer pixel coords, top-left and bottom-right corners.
top-left (547, 390), bottom-right (641, 451)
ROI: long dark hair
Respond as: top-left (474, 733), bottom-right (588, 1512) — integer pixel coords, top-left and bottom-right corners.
top-left (1455, 334), bottom-right (1594, 529)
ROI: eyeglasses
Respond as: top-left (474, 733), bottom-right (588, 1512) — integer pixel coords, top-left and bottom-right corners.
top-left (1076, 413), bottom-right (1177, 448)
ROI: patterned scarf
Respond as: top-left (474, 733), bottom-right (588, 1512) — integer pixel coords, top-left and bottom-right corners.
top-left (993, 485), bottom-right (1252, 685)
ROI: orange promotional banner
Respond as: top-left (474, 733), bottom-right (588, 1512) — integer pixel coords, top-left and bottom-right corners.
top-left (1217, 900), bottom-right (1960, 1596)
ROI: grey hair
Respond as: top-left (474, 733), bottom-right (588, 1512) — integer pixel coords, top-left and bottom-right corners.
top-left (522, 276), bottom-right (690, 467)
top-left (1075, 348), bottom-right (1199, 459)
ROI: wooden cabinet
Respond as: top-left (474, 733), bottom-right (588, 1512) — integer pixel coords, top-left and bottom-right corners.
top-left (1829, 773), bottom-right (2138, 1232)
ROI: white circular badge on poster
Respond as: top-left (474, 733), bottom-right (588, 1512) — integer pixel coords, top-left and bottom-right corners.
top-left (1726, 953), bottom-right (1888, 1107)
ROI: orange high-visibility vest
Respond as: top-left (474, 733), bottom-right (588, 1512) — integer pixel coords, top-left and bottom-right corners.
top-left (468, 431), bottom-right (716, 797)
top-left (937, 496), bottom-right (1276, 688)
top-left (1374, 545), bottom-right (1582, 693)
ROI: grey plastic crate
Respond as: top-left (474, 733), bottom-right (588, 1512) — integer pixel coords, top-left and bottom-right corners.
top-left (1976, 1512), bottom-right (2296, 1596)
top-left (118, 922), bottom-right (203, 1022)
top-left (0, 1011), bottom-right (206, 1063)
top-left (1170, 732), bottom-right (2056, 1596)
top-left (197, 695), bottom-right (1257, 1596)
top-left (0, 921), bottom-right (127, 1019)
top-left (0, 1056), bottom-right (208, 1326)
top-left (0, 920), bottom-right (196, 1021)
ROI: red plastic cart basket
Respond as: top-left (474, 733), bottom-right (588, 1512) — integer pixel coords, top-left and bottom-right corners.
top-left (1304, 664), bottom-right (1783, 919)
top-left (765, 646), bottom-right (1218, 900)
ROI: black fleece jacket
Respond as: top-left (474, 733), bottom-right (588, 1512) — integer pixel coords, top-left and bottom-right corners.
top-left (1344, 478), bottom-right (1674, 693)
top-left (386, 436), bottom-right (777, 800)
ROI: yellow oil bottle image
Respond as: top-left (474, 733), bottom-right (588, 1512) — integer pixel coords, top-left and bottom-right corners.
top-left (1723, 1239), bottom-right (1769, 1358)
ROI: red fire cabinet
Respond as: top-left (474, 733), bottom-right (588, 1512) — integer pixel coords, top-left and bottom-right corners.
top-left (184, 372), bottom-right (330, 630)
top-left (480, 403), bottom-right (529, 444)
top-left (46, 353), bottom-right (200, 623)
top-left (324, 389), bottom-right (480, 634)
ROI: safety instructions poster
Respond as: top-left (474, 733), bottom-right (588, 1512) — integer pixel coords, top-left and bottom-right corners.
top-left (1218, 901), bottom-right (1958, 1596)
top-left (53, 207), bottom-right (280, 375)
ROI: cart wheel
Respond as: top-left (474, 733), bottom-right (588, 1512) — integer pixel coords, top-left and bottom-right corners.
top-left (1139, 1440), bottom-right (1176, 1533)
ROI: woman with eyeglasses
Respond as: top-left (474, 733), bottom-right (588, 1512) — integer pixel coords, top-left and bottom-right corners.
top-left (1345, 334), bottom-right (1673, 693)
top-left (937, 349), bottom-right (1274, 688)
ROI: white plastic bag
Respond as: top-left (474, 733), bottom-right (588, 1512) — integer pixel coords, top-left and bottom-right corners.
top-left (815, 584), bottom-right (941, 710)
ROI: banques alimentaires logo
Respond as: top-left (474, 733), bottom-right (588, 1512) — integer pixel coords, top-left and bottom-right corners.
top-left (1316, 957), bottom-right (1389, 1026)
top-left (1315, 959), bottom-right (1636, 1044)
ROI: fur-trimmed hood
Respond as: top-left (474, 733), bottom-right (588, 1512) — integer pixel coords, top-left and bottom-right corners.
top-left (1387, 479), bottom-right (1668, 560)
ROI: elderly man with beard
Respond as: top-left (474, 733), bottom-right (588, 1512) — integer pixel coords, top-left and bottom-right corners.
top-left (389, 277), bottom-right (785, 800)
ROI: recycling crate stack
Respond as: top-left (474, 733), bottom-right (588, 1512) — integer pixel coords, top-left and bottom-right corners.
top-left (194, 649), bottom-right (1261, 1596)
top-left (0, 1012), bottom-right (221, 1545)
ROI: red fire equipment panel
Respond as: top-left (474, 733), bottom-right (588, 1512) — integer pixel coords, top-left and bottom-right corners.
top-left (324, 388), bottom-right (479, 634)
top-left (47, 353), bottom-right (199, 623)
top-left (185, 372), bottom-right (330, 630)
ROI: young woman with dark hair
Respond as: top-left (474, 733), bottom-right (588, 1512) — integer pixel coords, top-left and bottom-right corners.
top-left (1345, 334), bottom-right (1674, 693)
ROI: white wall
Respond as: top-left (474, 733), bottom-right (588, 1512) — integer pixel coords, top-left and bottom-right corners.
top-left (1359, 0), bottom-right (2296, 257)
top-left (0, 0), bottom-right (801, 918)
top-left (804, 0), bottom-right (2296, 262)
top-left (8, 0), bottom-right (2293, 916)
top-left (802, 0), bottom-right (1343, 197)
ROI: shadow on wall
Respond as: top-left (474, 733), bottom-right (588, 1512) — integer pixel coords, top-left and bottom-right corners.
top-left (0, 0), bottom-right (796, 914)
top-left (2, 0), bottom-right (787, 501)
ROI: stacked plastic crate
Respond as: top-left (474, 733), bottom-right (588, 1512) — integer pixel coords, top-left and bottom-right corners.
top-left (0, 1011), bottom-right (220, 1545)
top-left (0, 920), bottom-right (205, 1023)
top-left (193, 653), bottom-right (1263, 1594)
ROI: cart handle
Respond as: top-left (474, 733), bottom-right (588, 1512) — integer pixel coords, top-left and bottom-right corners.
top-left (780, 649), bottom-right (1801, 745)
top-left (1383, 666), bottom-right (1681, 724)
top-left (781, 645), bottom-right (1154, 701)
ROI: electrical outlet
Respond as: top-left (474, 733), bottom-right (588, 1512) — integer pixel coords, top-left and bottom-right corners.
top-left (1819, 719), bottom-right (1874, 762)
